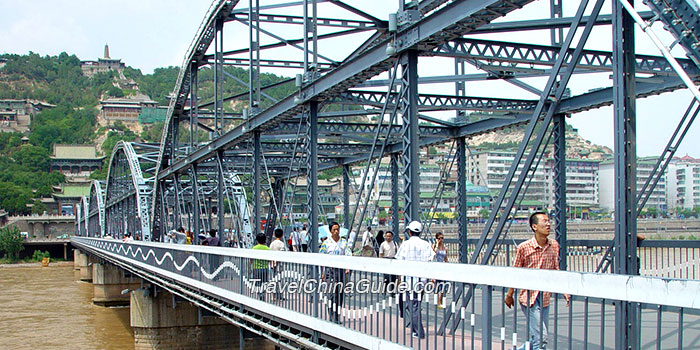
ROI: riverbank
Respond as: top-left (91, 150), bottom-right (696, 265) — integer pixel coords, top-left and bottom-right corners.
top-left (0, 260), bottom-right (73, 268)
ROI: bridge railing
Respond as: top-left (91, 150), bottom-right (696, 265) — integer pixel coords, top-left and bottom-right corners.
top-left (443, 238), bottom-right (700, 279)
top-left (72, 237), bottom-right (700, 350)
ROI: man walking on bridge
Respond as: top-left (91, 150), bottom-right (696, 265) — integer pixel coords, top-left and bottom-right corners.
top-left (395, 220), bottom-right (433, 339)
top-left (505, 211), bottom-right (569, 350)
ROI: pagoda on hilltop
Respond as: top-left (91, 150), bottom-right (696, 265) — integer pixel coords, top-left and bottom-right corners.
top-left (80, 44), bottom-right (126, 77)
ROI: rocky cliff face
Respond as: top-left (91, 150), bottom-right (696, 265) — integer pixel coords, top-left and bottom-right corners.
top-left (469, 125), bottom-right (612, 160)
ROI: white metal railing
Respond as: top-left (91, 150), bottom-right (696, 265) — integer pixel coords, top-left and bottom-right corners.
top-left (73, 237), bottom-right (700, 349)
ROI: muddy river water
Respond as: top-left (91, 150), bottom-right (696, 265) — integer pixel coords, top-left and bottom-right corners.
top-left (0, 264), bottom-right (134, 349)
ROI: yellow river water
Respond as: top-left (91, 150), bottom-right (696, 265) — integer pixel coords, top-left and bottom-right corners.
top-left (0, 264), bottom-right (134, 349)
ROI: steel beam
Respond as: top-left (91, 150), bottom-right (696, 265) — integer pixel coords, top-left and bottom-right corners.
top-left (343, 164), bottom-right (350, 230)
top-left (457, 137), bottom-right (468, 264)
top-left (253, 131), bottom-right (262, 236)
top-left (553, 114), bottom-right (567, 271)
top-left (471, 11), bottom-right (655, 34)
top-left (400, 50), bottom-right (420, 225)
top-left (307, 102), bottom-right (319, 253)
top-left (433, 38), bottom-right (698, 76)
top-left (229, 12), bottom-right (377, 29)
top-left (613, 0), bottom-right (639, 348)
top-left (331, 90), bottom-right (537, 112)
top-left (391, 153), bottom-right (400, 237)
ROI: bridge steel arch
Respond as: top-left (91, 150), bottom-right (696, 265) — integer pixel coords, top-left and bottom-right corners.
top-left (104, 0), bottom-right (700, 348)
top-left (87, 180), bottom-right (106, 238)
top-left (75, 196), bottom-right (89, 237)
top-left (103, 141), bottom-right (159, 240)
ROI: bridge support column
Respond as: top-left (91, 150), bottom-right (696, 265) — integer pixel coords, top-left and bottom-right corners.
top-left (75, 250), bottom-right (94, 282)
top-left (130, 288), bottom-right (273, 350)
top-left (92, 261), bottom-right (141, 307)
top-left (73, 249), bottom-right (81, 270)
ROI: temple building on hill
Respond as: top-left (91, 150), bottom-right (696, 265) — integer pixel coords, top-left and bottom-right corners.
top-left (50, 144), bottom-right (105, 180)
top-left (100, 95), bottom-right (158, 122)
top-left (80, 44), bottom-right (126, 77)
top-left (0, 99), bottom-right (54, 133)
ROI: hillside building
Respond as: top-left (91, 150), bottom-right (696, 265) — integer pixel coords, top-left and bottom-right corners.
top-left (50, 144), bottom-right (105, 180)
top-left (100, 95), bottom-right (158, 122)
top-left (0, 99), bottom-right (54, 133)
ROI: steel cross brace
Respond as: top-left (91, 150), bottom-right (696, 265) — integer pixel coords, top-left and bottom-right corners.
top-left (331, 90), bottom-right (538, 112)
top-left (440, 0), bottom-right (607, 334)
top-left (433, 38), bottom-right (699, 76)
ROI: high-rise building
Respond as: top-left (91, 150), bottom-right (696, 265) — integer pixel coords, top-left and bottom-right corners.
top-left (599, 157), bottom-right (667, 212)
top-left (467, 149), bottom-right (600, 213)
top-left (667, 155), bottom-right (700, 210)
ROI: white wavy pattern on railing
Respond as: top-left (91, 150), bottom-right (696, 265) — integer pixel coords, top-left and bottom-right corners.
top-left (81, 239), bottom-right (451, 320)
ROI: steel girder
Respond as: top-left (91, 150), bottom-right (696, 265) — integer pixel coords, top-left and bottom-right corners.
top-left (645, 0), bottom-right (700, 68)
top-left (154, 0), bottom-right (539, 184)
top-left (267, 121), bottom-right (452, 138)
top-left (433, 38), bottom-right (700, 76)
top-left (330, 90), bottom-right (538, 112)
top-left (76, 196), bottom-right (89, 237)
top-left (88, 180), bottom-right (106, 238)
top-left (228, 12), bottom-right (379, 29)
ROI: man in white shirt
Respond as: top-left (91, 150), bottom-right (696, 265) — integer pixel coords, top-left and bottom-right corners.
top-left (168, 227), bottom-right (187, 244)
top-left (300, 224), bottom-right (309, 252)
top-left (291, 227), bottom-right (302, 252)
top-left (319, 221), bottom-right (352, 323)
top-left (379, 231), bottom-right (400, 297)
top-left (361, 226), bottom-right (375, 257)
top-left (269, 228), bottom-right (286, 301)
top-left (395, 221), bottom-right (433, 339)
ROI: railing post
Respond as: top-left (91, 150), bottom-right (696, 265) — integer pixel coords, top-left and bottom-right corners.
top-left (482, 284), bottom-right (493, 350)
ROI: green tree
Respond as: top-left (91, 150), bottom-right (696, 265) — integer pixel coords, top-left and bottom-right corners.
top-left (31, 200), bottom-right (47, 215)
top-left (479, 208), bottom-right (490, 219)
top-left (13, 144), bottom-right (51, 172)
top-left (0, 226), bottom-right (25, 261)
top-left (105, 85), bottom-right (124, 98)
top-left (0, 182), bottom-right (31, 215)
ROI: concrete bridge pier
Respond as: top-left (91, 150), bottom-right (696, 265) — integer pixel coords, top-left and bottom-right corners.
top-left (130, 288), bottom-right (274, 350)
top-left (73, 249), bottom-right (80, 270)
top-left (92, 261), bottom-right (141, 306)
top-left (75, 250), bottom-right (94, 282)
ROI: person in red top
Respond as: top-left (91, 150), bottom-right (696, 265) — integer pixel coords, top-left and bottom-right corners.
top-left (505, 211), bottom-right (569, 350)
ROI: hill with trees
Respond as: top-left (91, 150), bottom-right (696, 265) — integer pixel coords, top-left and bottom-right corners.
top-left (0, 51), bottom-right (303, 215)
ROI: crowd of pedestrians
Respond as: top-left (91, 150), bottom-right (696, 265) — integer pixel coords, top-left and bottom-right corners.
top-left (152, 211), bottom-right (567, 348)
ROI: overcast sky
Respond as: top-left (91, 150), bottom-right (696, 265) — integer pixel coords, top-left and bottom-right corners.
top-left (1, 0), bottom-right (699, 157)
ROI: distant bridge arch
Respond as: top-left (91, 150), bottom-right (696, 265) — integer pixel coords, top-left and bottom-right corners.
top-left (104, 141), bottom-right (159, 240)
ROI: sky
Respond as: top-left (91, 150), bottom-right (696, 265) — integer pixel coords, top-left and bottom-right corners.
top-left (1, 0), bottom-right (699, 158)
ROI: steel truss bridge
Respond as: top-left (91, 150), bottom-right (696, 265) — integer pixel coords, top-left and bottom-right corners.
top-left (74, 0), bottom-right (700, 348)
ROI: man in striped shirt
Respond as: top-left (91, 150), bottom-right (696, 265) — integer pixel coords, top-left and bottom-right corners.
top-left (505, 211), bottom-right (569, 350)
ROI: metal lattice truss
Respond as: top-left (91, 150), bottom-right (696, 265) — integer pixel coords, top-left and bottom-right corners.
top-left (75, 0), bottom-right (700, 345)
top-left (56, 0), bottom-right (699, 277)
top-left (103, 142), bottom-right (160, 240)
top-left (88, 180), bottom-right (106, 238)
top-left (75, 196), bottom-right (89, 237)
